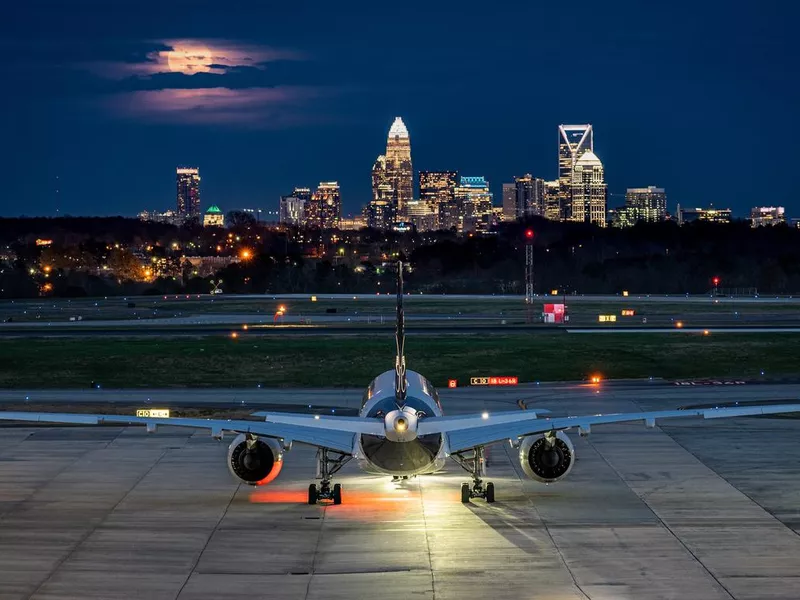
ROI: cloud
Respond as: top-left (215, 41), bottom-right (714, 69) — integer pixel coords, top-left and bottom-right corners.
top-left (82, 39), bottom-right (304, 79)
top-left (105, 86), bottom-right (334, 128)
top-left (73, 39), bottom-right (337, 128)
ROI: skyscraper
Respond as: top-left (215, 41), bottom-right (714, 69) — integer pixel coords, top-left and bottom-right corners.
top-left (365, 199), bottom-right (394, 230)
top-left (502, 183), bottom-right (516, 221)
top-left (544, 180), bottom-right (560, 220)
top-left (384, 117), bottom-right (413, 218)
top-left (176, 167), bottom-right (201, 217)
top-left (626, 186), bottom-right (667, 222)
top-left (570, 151), bottom-right (607, 226)
top-left (405, 200), bottom-right (437, 232)
top-left (369, 155), bottom-right (395, 229)
top-left (513, 174), bottom-right (545, 218)
top-left (455, 176), bottom-right (494, 233)
top-left (419, 170), bottom-right (458, 230)
top-left (313, 182), bottom-right (341, 229)
top-left (279, 188), bottom-right (310, 226)
top-left (558, 125), bottom-right (593, 220)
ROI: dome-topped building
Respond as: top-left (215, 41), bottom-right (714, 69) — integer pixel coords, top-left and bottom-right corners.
top-left (575, 150), bottom-right (602, 166)
top-left (203, 205), bottom-right (224, 227)
top-left (570, 151), bottom-right (607, 226)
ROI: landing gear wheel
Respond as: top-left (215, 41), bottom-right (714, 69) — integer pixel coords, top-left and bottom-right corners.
top-left (485, 482), bottom-right (495, 503)
top-left (308, 484), bottom-right (318, 505)
top-left (461, 482), bottom-right (471, 503)
top-left (332, 483), bottom-right (342, 505)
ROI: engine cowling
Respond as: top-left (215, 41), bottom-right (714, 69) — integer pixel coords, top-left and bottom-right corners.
top-left (227, 433), bottom-right (284, 486)
top-left (519, 431), bottom-right (575, 483)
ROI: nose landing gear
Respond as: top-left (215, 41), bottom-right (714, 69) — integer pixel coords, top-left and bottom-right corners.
top-left (452, 446), bottom-right (495, 503)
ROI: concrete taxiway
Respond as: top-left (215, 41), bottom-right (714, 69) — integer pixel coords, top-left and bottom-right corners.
top-left (1, 381), bottom-right (800, 599)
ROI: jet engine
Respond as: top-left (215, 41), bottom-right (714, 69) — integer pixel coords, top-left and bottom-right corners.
top-left (227, 433), bottom-right (284, 486)
top-left (519, 431), bottom-right (575, 484)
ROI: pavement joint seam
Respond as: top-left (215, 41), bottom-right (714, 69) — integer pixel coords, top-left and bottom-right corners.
top-left (658, 425), bottom-right (800, 542)
top-left (175, 481), bottom-right (242, 600)
top-left (0, 427), bottom-right (125, 522)
top-left (500, 442), bottom-right (592, 600)
top-left (302, 489), bottom-right (327, 600)
top-left (583, 435), bottom-right (737, 599)
top-left (630, 394), bottom-right (800, 540)
top-left (417, 471), bottom-right (437, 600)
top-left (24, 434), bottom-right (174, 600)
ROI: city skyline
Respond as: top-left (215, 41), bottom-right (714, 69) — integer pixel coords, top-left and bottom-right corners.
top-left (1, 2), bottom-right (797, 218)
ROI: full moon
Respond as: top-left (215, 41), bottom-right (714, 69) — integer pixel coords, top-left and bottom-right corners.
top-left (165, 43), bottom-right (212, 74)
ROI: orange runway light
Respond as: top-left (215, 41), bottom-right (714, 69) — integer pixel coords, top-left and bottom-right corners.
top-left (230, 332), bottom-right (239, 339)
top-left (703, 329), bottom-right (710, 336)
top-left (675, 321), bottom-right (684, 328)
top-left (590, 375), bottom-right (602, 384)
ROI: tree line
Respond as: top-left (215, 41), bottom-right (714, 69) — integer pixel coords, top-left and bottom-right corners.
top-left (1, 216), bottom-right (799, 298)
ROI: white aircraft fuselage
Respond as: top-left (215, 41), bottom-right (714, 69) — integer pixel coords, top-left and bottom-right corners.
top-left (354, 368), bottom-right (447, 476)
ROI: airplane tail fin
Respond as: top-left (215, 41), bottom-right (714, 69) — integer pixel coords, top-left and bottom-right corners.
top-left (394, 261), bottom-right (407, 403)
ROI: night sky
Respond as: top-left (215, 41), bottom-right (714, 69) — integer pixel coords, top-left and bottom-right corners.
top-left (1, 1), bottom-right (796, 218)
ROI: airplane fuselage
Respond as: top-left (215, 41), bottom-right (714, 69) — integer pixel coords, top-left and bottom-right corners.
top-left (354, 369), bottom-right (447, 476)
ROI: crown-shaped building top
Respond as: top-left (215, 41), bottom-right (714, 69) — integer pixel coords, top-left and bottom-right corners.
top-left (388, 117), bottom-right (409, 138)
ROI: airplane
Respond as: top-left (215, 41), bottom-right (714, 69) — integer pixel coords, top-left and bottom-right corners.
top-left (1, 263), bottom-right (800, 505)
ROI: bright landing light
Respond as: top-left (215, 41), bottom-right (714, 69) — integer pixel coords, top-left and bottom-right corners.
top-left (481, 412), bottom-right (489, 420)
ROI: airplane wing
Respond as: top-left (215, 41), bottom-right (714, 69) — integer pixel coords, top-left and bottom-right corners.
top-left (417, 403), bottom-right (800, 454)
top-left (0, 411), bottom-right (384, 455)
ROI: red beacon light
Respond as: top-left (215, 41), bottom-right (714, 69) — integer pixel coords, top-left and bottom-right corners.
top-left (524, 229), bottom-right (534, 240)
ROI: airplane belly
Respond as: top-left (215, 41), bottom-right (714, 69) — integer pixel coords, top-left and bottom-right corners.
top-left (358, 433), bottom-right (442, 475)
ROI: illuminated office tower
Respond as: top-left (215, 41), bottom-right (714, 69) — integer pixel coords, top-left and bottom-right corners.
top-left (570, 151), bottom-right (607, 226)
top-left (369, 154), bottom-right (396, 229)
top-left (176, 167), bottom-right (201, 217)
top-left (419, 170), bottom-right (458, 229)
top-left (455, 176), bottom-right (494, 233)
top-left (279, 189), bottom-right (309, 226)
top-left (626, 186), bottom-right (667, 222)
top-left (313, 181), bottom-right (341, 229)
top-left (366, 196), bottom-right (394, 229)
top-left (405, 200), bottom-right (437, 232)
top-left (558, 124), bottom-right (593, 219)
top-left (544, 180), bottom-right (561, 220)
top-left (514, 174), bottom-right (544, 218)
top-left (384, 117), bottom-right (413, 218)
top-left (502, 183), bottom-right (516, 220)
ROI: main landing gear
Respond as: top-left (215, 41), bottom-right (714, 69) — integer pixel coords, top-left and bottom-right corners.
top-left (308, 448), bottom-right (351, 505)
top-left (452, 446), bottom-right (495, 503)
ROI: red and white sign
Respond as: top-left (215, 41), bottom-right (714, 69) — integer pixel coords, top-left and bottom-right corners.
top-left (448, 379), bottom-right (458, 388)
top-left (543, 303), bottom-right (566, 324)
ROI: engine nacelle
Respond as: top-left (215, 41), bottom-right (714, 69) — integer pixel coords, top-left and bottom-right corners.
top-left (227, 433), bottom-right (284, 486)
top-left (519, 431), bottom-right (575, 484)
